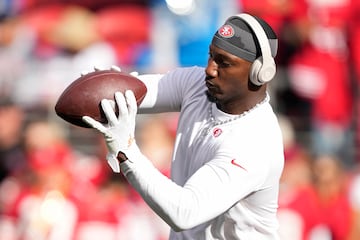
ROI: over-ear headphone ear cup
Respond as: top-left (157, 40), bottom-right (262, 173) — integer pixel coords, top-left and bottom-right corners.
top-left (250, 58), bottom-right (263, 86)
top-left (250, 57), bottom-right (276, 86)
top-left (259, 58), bottom-right (276, 84)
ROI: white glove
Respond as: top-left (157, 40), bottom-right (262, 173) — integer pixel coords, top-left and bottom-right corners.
top-left (81, 65), bottom-right (138, 77)
top-left (81, 65), bottom-right (122, 76)
top-left (82, 90), bottom-right (138, 172)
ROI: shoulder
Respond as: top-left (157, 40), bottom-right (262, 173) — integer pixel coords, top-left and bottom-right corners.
top-left (155, 66), bottom-right (206, 93)
top-left (165, 66), bottom-right (207, 102)
top-left (163, 66), bottom-right (205, 83)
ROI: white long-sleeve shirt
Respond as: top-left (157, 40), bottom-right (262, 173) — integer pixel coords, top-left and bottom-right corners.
top-left (120, 66), bottom-right (284, 240)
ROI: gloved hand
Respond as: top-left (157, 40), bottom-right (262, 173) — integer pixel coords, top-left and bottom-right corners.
top-left (82, 90), bottom-right (138, 172)
top-left (81, 65), bottom-right (139, 77)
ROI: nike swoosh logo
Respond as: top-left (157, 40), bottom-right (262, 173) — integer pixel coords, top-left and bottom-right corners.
top-left (231, 159), bottom-right (247, 171)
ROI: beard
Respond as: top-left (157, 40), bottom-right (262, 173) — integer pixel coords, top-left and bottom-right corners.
top-left (205, 90), bottom-right (217, 103)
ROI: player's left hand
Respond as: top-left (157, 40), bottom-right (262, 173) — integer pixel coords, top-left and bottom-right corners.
top-left (81, 65), bottom-right (139, 77)
top-left (82, 90), bottom-right (137, 172)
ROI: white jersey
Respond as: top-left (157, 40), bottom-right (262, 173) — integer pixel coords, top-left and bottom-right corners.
top-left (120, 66), bottom-right (284, 240)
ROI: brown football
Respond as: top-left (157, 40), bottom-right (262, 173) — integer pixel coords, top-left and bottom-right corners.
top-left (55, 70), bottom-right (147, 128)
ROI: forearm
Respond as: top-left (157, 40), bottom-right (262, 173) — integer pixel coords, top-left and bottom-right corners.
top-left (120, 150), bottom-right (197, 231)
top-left (119, 148), bottom-right (247, 231)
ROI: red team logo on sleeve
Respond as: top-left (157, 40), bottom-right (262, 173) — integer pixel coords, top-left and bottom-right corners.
top-left (218, 25), bottom-right (234, 38)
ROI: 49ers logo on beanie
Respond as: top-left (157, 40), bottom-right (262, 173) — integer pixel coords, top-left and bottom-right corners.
top-left (218, 25), bottom-right (234, 38)
top-left (212, 15), bottom-right (278, 63)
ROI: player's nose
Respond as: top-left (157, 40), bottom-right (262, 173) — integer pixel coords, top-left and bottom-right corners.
top-left (205, 59), bottom-right (218, 78)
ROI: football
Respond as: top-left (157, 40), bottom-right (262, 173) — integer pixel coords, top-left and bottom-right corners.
top-left (55, 69), bottom-right (147, 128)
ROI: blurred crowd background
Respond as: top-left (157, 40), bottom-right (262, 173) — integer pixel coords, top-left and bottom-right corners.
top-left (1, 0), bottom-right (360, 239)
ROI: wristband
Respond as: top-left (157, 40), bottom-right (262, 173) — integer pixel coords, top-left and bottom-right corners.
top-left (117, 151), bottom-right (129, 163)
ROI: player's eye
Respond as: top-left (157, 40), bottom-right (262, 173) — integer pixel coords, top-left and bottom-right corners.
top-left (208, 51), bottom-right (231, 68)
top-left (220, 61), bottom-right (231, 68)
top-left (215, 57), bottom-right (231, 68)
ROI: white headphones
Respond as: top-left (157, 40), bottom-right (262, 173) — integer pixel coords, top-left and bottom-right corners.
top-left (236, 13), bottom-right (276, 86)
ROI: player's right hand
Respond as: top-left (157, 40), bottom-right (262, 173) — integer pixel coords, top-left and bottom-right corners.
top-left (82, 90), bottom-right (138, 172)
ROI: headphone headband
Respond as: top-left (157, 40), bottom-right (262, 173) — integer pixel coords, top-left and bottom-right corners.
top-left (236, 14), bottom-right (272, 63)
top-left (236, 13), bottom-right (276, 85)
